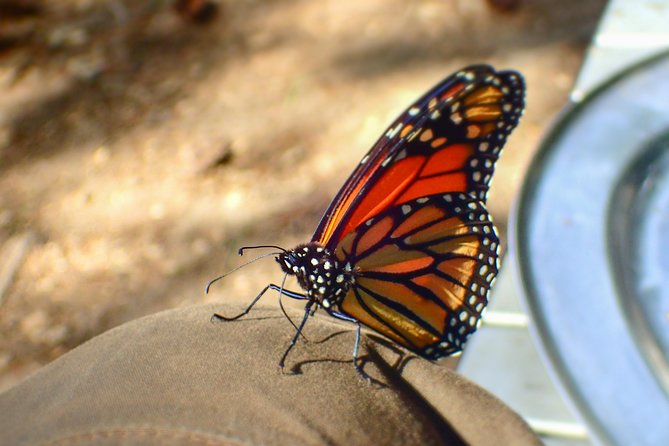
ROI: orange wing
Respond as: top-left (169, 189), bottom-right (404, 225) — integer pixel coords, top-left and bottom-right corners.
top-left (312, 65), bottom-right (524, 250)
top-left (333, 193), bottom-right (499, 358)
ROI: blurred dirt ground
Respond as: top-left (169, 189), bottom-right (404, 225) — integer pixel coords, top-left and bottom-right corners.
top-left (0, 0), bottom-right (607, 390)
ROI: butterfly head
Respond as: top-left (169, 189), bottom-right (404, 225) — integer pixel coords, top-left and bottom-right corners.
top-left (277, 243), bottom-right (354, 309)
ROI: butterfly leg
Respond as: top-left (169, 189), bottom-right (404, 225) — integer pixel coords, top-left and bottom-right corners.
top-left (279, 300), bottom-right (315, 371)
top-left (211, 283), bottom-right (306, 322)
top-left (330, 311), bottom-right (370, 381)
top-left (268, 284), bottom-right (308, 300)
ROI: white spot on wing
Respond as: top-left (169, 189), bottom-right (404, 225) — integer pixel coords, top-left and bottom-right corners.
top-left (387, 123), bottom-right (403, 138)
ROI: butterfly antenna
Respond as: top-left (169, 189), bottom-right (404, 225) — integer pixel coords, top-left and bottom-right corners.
top-left (205, 251), bottom-right (282, 293)
top-left (238, 245), bottom-right (287, 256)
top-left (278, 272), bottom-right (308, 341)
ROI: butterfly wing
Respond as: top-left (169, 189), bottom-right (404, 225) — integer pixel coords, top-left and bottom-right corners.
top-left (333, 193), bottom-right (499, 359)
top-left (312, 65), bottom-right (524, 249)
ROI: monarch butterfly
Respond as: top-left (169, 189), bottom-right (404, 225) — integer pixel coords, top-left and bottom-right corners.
top-left (209, 65), bottom-right (525, 376)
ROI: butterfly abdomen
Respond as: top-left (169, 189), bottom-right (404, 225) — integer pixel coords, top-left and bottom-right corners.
top-left (278, 244), bottom-right (355, 309)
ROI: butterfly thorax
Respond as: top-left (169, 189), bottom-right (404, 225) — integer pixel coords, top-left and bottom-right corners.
top-left (277, 243), bottom-right (355, 309)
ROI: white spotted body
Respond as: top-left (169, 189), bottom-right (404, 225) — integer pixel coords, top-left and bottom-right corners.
top-left (278, 244), bottom-right (355, 310)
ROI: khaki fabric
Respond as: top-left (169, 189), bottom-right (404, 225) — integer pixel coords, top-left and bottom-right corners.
top-left (0, 303), bottom-right (542, 445)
